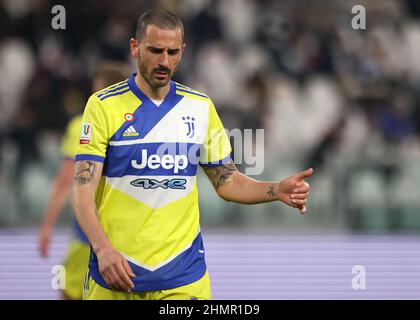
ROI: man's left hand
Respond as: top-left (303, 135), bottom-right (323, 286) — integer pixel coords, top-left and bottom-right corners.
top-left (277, 168), bottom-right (313, 214)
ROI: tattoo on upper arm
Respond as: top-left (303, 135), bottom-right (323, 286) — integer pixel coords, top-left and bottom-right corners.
top-left (267, 186), bottom-right (276, 198)
top-left (203, 161), bottom-right (238, 190)
top-left (74, 161), bottom-right (96, 184)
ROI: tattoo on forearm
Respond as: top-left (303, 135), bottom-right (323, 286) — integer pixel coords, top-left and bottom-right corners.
top-left (74, 161), bottom-right (96, 184)
top-left (203, 161), bottom-right (237, 190)
top-left (267, 185), bottom-right (276, 198)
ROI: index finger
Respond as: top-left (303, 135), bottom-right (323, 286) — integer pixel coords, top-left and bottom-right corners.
top-left (115, 263), bottom-right (134, 291)
top-left (293, 182), bottom-right (310, 194)
top-left (103, 268), bottom-right (124, 291)
top-left (122, 258), bottom-right (136, 278)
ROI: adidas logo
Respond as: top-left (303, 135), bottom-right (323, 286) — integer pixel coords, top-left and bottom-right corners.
top-left (123, 125), bottom-right (139, 137)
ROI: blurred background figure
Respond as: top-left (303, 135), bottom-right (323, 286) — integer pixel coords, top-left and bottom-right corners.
top-left (1, 0), bottom-right (420, 299)
top-left (38, 63), bottom-right (128, 299)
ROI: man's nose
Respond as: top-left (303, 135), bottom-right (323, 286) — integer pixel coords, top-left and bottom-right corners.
top-left (159, 52), bottom-right (169, 68)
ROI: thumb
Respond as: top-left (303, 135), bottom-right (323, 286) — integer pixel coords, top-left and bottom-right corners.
top-left (295, 168), bottom-right (313, 180)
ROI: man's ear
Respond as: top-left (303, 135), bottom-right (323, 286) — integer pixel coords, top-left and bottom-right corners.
top-left (180, 42), bottom-right (187, 60)
top-left (130, 38), bottom-right (139, 59)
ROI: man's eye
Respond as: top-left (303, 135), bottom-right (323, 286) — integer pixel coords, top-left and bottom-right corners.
top-left (149, 49), bottom-right (162, 54)
top-left (168, 50), bottom-right (179, 56)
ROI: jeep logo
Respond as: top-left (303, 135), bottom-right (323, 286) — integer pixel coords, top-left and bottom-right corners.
top-left (131, 150), bottom-right (188, 174)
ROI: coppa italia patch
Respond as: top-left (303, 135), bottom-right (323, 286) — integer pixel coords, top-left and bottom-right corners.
top-left (80, 122), bottom-right (92, 144)
top-left (125, 113), bottom-right (134, 122)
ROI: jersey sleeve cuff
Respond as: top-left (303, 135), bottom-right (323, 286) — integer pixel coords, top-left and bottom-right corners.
top-left (75, 154), bottom-right (105, 162)
top-left (199, 154), bottom-right (231, 167)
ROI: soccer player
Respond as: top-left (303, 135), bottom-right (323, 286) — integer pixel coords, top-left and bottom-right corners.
top-left (38, 64), bottom-right (127, 299)
top-left (72, 9), bottom-right (313, 300)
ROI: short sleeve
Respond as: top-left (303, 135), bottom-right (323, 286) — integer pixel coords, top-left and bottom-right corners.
top-left (199, 100), bottom-right (232, 166)
top-left (75, 95), bottom-right (109, 163)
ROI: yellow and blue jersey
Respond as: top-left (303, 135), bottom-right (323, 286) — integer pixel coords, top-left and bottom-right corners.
top-left (75, 74), bottom-right (232, 291)
top-left (61, 114), bottom-right (89, 244)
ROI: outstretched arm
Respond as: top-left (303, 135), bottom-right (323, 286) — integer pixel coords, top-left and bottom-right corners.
top-left (71, 160), bottom-right (135, 292)
top-left (202, 161), bottom-right (313, 214)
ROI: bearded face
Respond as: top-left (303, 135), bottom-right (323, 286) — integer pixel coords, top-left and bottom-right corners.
top-left (133, 24), bottom-right (184, 89)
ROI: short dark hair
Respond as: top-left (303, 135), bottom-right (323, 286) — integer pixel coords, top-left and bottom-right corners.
top-left (136, 8), bottom-right (184, 42)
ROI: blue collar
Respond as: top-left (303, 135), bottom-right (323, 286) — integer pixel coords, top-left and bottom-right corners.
top-left (128, 73), bottom-right (176, 109)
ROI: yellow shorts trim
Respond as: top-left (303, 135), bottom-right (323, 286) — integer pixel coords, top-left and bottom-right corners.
top-left (83, 271), bottom-right (212, 300)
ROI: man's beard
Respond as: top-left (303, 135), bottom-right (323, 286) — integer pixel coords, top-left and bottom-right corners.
top-left (138, 61), bottom-right (172, 89)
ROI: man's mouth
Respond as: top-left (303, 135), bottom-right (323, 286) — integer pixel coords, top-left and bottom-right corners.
top-left (153, 70), bottom-right (170, 78)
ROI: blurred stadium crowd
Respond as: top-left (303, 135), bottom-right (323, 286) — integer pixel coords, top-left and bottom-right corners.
top-left (1, 0), bottom-right (420, 232)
